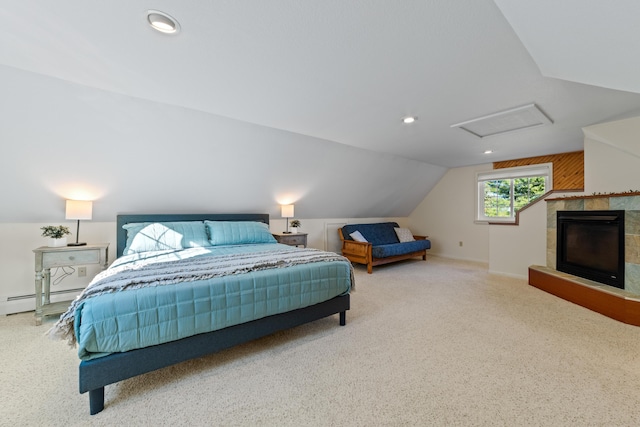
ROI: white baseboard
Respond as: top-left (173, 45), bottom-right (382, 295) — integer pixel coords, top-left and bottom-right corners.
top-left (430, 253), bottom-right (489, 266)
top-left (431, 254), bottom-right (527, 280)
top-left (487, 269), bottom-right (528, 280)
top-left (1, 289), bottom-right (82, 316)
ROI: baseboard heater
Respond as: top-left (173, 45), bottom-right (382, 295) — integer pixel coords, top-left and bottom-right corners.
top-left (7, 287), bottom-right (86, 301)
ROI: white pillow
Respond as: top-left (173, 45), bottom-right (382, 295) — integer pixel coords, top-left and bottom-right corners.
top-left (349, 230), bottom-right (368, 242)
top-left (122, 222), bottom-right (210, 254)
top-left (394, 227), bottom-right (415, 243)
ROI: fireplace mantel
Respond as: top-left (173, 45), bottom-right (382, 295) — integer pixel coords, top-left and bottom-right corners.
top-left (546, 191), bottom-right (640, 202)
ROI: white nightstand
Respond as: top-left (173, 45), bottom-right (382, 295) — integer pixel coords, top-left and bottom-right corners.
top-left (272, 232), bottom-right (308, 248)
top-left (33, 243), bottom-right (109, 325)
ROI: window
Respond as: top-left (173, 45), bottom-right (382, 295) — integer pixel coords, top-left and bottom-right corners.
top-left (476, 164), bottom-right (552, 222)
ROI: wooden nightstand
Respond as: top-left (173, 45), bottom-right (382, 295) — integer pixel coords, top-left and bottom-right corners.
top-left (33, 243), bottom-right (109, 325)
top-left (272, 233), bottom-right (308, 248)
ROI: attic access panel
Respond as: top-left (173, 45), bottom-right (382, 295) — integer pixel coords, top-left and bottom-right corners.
top-left (450, 103), bottom-right (553, 138)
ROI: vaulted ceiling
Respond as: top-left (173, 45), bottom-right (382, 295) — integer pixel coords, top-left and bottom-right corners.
top-left (3, 1), bottom-right (639, 166)
top-left (2, 1), bottom-right (640, 222)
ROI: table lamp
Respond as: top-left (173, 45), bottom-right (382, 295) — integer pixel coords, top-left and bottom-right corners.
top-left (281, 204), bottom-right (294, 234)
top-left (65, 200), bottom-right (92, 246)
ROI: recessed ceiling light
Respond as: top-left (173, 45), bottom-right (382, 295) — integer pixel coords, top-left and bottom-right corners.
top-left (484, 150), bottom-right (493, 154)
top-left (402, 116), bottom-right (417, 124)
top-left (147, 10), bottom-right (180, 34)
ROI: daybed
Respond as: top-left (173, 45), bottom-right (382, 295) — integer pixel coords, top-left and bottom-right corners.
top-left (339, 222), bottom-right (430, 273)
top-left (50, 213), bottom-right (352, 415)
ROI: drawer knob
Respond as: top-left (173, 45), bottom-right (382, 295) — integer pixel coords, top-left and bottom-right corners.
top-left (69, 256), bottom-right (75, 261)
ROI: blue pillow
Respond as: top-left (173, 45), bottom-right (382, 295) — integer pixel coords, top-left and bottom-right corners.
top-left (122, 221), bottom-right (211, 254)
top-left (205, 221), bottom-right (276, 246)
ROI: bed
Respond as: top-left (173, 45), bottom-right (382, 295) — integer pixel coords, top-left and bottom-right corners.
top-left (50, 213), bottom-right (352, 415)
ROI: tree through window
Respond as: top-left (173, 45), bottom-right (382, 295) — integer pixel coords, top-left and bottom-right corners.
top-left (477, 165), bottom-right (551, 222)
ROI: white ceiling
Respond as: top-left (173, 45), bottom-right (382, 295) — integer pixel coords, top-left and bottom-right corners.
top-left (494, 0), bottom-right (640, 95)
top-left (1, 0), bottom-right (640, 169)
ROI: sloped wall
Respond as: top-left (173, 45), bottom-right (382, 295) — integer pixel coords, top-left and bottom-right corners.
top-left (583, 116), bottom-right (640, 195)
top-left (0, 65), bottom-right (447, 223)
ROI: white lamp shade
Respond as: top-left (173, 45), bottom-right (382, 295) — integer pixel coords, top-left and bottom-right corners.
top-left (281, 205), bottom-right (294, 218)
top-left (65, 200), bottom-right (93, 220)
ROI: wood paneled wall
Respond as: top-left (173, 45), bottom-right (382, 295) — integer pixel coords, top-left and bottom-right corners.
top-left (493, 151), bottom-right (584, 190)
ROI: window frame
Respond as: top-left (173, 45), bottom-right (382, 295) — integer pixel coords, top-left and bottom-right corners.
top-left (475, 163), bottom-right (553, 223)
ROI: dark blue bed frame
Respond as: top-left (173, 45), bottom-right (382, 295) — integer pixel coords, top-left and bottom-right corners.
top-left (79, 213), bottom-right (350, 415)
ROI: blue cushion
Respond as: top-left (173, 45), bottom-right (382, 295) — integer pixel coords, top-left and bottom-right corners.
top-left (205, 221), bottom-right (277, 246)
top-left (371, 240), bottom-right (431, 259)
top-left (123, 221), bottom-right (211, 254)
top-left (342, 222), bottom-right (400, 246)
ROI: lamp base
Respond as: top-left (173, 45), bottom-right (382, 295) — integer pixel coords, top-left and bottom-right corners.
top-left (67, 242), bottom-right (87, 246)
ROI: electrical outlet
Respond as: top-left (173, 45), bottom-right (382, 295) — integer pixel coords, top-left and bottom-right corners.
top-left (78, 267), bottom-right (87, 277)
top-left (459, 241), bottom-right (463, 247)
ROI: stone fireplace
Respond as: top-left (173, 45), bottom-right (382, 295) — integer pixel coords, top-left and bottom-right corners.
top-left (528, 192), bottom-right (640, 326)
top-left (546, 193), bottom-right (640, 294)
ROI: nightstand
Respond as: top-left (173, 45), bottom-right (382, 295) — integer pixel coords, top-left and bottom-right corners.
top-left (272, 232), bottom-right (308, 248)
top-left (33, 243), bottom-right (109, 325)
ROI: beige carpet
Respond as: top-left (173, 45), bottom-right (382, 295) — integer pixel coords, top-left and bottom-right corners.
top-left (3, 256), bottom-right (640, 426)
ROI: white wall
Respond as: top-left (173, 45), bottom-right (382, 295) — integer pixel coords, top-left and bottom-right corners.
top-left (583, 116), bottom-right (640, 193)
top-left (409, 164), bottom-right (490, 263)
top-left (408, 163), bottom-right (553, 279)
top-left (583, 139), bottom-right (640, 194)
top-left (488, 201), bottom-right (547, 278)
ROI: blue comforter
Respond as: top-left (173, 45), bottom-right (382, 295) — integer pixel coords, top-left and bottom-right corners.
top-left (73, 244), bottom-right (352, 360)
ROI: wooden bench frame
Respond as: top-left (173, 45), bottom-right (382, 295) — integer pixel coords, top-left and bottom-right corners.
top-left (338, 228), bottom-right (428, 273)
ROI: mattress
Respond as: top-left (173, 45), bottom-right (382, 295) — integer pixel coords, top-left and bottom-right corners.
top-left (73, 244), bottom-right (352, 360)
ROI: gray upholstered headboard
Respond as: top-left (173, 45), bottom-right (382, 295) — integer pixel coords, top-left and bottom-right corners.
top-left (115, 213), bottom-right (270, 258)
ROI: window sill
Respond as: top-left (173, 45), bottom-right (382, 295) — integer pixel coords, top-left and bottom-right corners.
top-left (487, 220), bottom-right (518, 226)
top-left (477, 218), bottom-right (517, 225)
